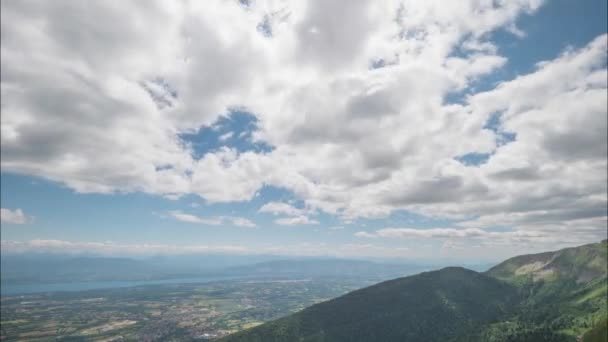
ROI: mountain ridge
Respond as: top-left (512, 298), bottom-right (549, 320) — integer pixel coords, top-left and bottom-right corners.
top-left (221, 241), bottom-right (608, 342)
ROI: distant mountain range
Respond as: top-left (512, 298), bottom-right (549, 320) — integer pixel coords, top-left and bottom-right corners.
top-left (221, 259), bottom-right (433, 280)
top-left (0, 254), bottom-right (438, 288)
top-left (221, 241), bottom-right (608, 342)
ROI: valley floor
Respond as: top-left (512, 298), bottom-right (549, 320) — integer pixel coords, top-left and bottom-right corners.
top-left (0, 277), bottom-right (368, 341)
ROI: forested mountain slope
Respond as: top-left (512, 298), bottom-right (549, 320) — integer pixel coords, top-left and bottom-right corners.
top-left (221, 267), bottom-right (520, 341)
top-left (221, 241), bottom-right (608, 342)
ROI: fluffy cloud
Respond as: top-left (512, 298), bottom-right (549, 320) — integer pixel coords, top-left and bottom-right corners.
top-left (0, 208), bottom-right (31, 224)
top-left (1, 0), bottom-right (606, 246)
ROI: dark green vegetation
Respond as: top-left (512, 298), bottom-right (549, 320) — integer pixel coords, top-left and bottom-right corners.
top-left (222, 267), bottom-right (519, 342)
top-left (582, 318), bottom-right (607, 342)
top-left (475, 240), bottom-right (608, 341)
top-left (223, 241), bottom-right (608, 342)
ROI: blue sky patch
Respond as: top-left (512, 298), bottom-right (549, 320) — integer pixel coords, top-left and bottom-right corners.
top-left (455, 153), bottom-right (492, 166)
top-left (179, 111), bottom-right (273, 159)
top-left (484, 112), bottom-right (517, 146)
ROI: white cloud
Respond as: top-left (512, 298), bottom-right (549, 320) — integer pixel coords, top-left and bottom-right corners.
top-left (168, 210), bottom-right (256, 228)
top-left (0, 0), bottom-right (547, 203)
top-left (354, 231), bottom-right (377, 238)
top-left (169, 210), bottom-right (222, 225)
top-left (1, 0), bottom-right (605, 248)
top-left (260, 201), bottom-right (319, 226)
top-left (355, 224), bottom-right (605, 255)
top-left (274, 215), bottom-right (319, 226)
top-left (259, 201), bottom-right (305, 216)
top-left (218, 131), bottom-right (234, 142)
top-left (1, 208), bottom-right (30, 224)
top-left (189, 148), bottom-right (272, 202)
top-left (228, 216), bottom-right (257, 228)
top-left (359, 227), bottom-right (487, 239)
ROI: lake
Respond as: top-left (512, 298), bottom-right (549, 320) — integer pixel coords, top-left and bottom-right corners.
top-left (0, 275), bottom-right (242, 296)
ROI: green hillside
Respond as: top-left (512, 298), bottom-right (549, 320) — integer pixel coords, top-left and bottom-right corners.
top-left (479, 240), bottom-right (608, 340)
top-left (222, 267), bottom-right (520, 341)
top-left (221, 241), bottom-right (608, 342)
top-left (486, 241), bottom-right (607, 285)
top-left (582, 319), bottom-right (608, 342)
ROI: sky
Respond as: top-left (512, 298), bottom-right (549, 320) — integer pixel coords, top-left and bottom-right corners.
top-left (1, 0), bottom-right (607, 262)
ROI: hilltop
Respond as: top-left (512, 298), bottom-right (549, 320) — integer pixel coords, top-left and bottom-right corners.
top-left (222, 267), bottom-right (519, 341)
top-left (486, 241), bottom-right (607, 285)
top-left (221, 241), bottom-right (608, 342)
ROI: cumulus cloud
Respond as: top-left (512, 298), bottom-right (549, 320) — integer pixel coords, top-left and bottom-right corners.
top-left (0, 208), bottom-right (31, 224)
top-left (1, 0), bottom-right (605, 248)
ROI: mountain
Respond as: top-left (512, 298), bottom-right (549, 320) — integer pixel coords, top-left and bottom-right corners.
top-left (221, 267), bottom-right (520, 341)
top-left (486, 241), bottom-right (607, 285)
top-left (0, 254), bottom-right (439, 288)
top-left (0, 254), bottom-right (271, 285)
top-left (0, 255), bottom-right (168, 285)
top-left (221, 259), bottom-right (433, 280)
top-left (475, 241), bottom-right (608, 341)
top-left (221, 241), bottom-right (608, 342)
